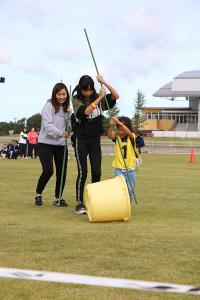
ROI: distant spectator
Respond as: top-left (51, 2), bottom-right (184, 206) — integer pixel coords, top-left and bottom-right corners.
top-left (28, 128), bottom-right (38, 158)
top-left (6, 140), bottom-right (19, 159)
top-left (136, 131), bottom-right (145, 154)
top-left (19, 127), bottom-right (28, 158)
top-left (0, 144), bottom-right (8, 159)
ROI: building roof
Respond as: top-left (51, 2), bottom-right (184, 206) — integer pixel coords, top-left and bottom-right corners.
top-left (174, 70), bottom-right (200, 79)
top-left (143, 107), bottom-right (195, 113)
top-left (143, 107), bottom-right (190, 111)
top-left (153, 70), bottom-right (200, 97)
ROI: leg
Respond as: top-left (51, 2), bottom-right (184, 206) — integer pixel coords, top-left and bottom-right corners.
top-left (114, 168), bottom-right (123, 177)
top-left (115, 169), bottom-right (136, 202)
top-left (34, 144), bottom-right (38, 157)
top-left (54, 146), bottom-right (68, 199)
top-left (89, 138), bottom-right (101, 183)
top-left (19, 143), bottom-right (23, 157)
top-left (36, 144), bottom-right (54, 195)
top-left (125, 170), bottom-right (136, 202)
top-left (25, 143), bottom-right (29, 158)
top-left (29, 144), bottom-right (34, 158)
top-left (75, 138), bottom-right (88, 203)
top-left (22, 144), bottom-right (27, 157)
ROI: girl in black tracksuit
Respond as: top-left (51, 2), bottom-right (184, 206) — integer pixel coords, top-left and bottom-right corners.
top-left (72, 75), bottom-right (119, 214)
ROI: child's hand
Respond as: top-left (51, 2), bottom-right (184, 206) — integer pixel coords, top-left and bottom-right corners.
top-left (111, 116), bottom-right (120, 125)
top-left (96, 75), bottom-right (105, 84)
top-left (62, 131), bottom-right (70, 138)
top-left (110, 118), bottom-right (115, 125)
top-left (67, 107), bottom-right (72, 113)
top-left (136, 158), bottom-right (142, 167)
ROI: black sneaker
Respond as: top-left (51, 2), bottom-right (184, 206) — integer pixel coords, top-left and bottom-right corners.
top-left (75, 202), bottom-right (87, 215)
top-left (53, 199), bottom-right (68, 207)
top-left (35, 195), bottom-right (43, 208)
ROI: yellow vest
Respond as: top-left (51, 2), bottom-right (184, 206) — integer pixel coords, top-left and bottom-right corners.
top-left (112, 134), bottom-right (139, 169)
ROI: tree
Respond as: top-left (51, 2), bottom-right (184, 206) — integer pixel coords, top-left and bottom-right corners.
top-left (132, 90), bottom-right (146, 132)
top-left (27, 113), bottom-right (41, 131)
top-left (105, 104), bottom-right (120, 119)
top-left (0, 118), bottom-right (26, 135)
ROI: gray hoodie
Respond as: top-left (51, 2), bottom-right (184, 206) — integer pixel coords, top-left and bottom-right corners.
top-left (38, 101), bottom-right (72, 146)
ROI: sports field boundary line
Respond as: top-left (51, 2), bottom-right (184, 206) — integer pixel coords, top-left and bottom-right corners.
top-left (0, 267), bottom-right (199, 295)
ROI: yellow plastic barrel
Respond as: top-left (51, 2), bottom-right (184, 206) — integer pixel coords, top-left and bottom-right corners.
top-left (84, 175), bottom-right (131, 222)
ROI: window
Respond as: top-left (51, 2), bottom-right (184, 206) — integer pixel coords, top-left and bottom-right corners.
top-left (152, 113), bottom-right (158, 119)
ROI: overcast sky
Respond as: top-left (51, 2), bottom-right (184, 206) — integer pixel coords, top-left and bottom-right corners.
top-left (0, 0), bottom-right (200, 121)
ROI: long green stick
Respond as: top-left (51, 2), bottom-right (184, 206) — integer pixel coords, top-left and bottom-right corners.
top-left (84, 28), bottom-right (137, 204)
top-left (58, 86), bottom-right (72, 206)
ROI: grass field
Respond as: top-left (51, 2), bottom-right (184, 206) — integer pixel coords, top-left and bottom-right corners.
top-left (1, 134), bottom-right (200, 145)
top-left (0, 154), bottom-right (200, 299)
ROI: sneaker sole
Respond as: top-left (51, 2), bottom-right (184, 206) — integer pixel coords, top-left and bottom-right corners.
top-left (75, 210), bottom-right (87, 215)
top-left (53, 203), bottom-right (68, 207)
top-left (35, 204), bottom-right (43, 208)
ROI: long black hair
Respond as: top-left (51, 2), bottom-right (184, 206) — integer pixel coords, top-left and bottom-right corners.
top-left (72, 75), bottom-right (98, 102)
top-left (118, 116), bottom-right (133, 131)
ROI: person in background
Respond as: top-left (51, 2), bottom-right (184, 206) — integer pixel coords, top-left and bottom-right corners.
top-left (19, 127), bottom-right (28, 158)
top-left (0, 144), bottom-right (8, 159)
top-left (6, 140), bottom-right (19, 159)
top-left (28, 128), bottom-right (38, 158)
top-left (136, 131), bottom-right (145, 154)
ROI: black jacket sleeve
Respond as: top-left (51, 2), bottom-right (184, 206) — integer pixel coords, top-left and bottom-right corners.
top-left (101, 93), bottom-right (116, 111)
top-left (76, 105), bottom-right (87, 120)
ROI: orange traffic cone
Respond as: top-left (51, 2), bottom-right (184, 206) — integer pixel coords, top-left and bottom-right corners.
top-left (188, 148), bottom-right (195, 163)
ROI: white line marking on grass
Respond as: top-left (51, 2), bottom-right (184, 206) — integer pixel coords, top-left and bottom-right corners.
top-left (0, 268), bottom-right (199, 295)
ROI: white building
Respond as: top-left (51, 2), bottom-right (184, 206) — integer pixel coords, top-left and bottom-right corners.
top-left (153, 70), bottom-right (200, 132)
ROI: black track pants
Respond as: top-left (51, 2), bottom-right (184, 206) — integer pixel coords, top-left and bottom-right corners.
top-left (36, 143), bottom-right (68, 198)
top-left (28, 143), bottom-right (38, 157)
top-left (19, 143), bottom-right (28, 157)
top-left (75, 137), bottom-right (101, 203)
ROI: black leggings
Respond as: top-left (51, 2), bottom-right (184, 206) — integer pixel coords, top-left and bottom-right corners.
top-left (19, 143), bottom-right (28, 157)
top-left (29, 143), bottom-right (38, 158)
top-left (75, 137), bottom-right (101, 203)
top-left (36, 143), bottom-right (68, 198)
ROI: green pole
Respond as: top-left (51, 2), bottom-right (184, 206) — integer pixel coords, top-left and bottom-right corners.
top-left (84, 28), bottom-right (137, 204)
top-left (58, 85), bottom-right (72, 206)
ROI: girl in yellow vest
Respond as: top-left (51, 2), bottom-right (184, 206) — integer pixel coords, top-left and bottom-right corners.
top-left (108, 116), bottom-right (141, 202)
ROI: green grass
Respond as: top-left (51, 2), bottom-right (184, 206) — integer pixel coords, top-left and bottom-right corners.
top-left (1, 135), bottom-right (200, 146)
top-left (0, 155), bottom-right (200, 300)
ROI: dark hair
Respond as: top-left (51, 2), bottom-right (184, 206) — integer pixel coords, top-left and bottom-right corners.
top-left (118, 116), bottom-right (133, 131)
top-left (72, 75), bottom-right (98, 102)
top-left (51, 83), bottom-right (69, 113)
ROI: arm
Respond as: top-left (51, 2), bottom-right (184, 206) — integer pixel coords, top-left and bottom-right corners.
top-left (97, 75), bottom-right (119, 100)
top-left (75, 86), bottom-right (106, 119)
top-left (84, 86), bottom-right (106, 115)
top-left (21, 133), bottom-right (28, 140)
top-left (112, 117), bottom-right (133, 140)
top-left (107, 126), bottom-right (116, 140)
top-left (107, 118), bottom-right (117, 140)
top-left (42, 102), bottom-right (69, 138)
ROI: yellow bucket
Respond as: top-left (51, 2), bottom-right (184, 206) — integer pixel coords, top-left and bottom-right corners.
top-left (84, 175), bottom-right (131, 222)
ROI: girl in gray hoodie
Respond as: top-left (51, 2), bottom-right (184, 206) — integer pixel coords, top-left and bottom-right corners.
top-left (35, 83), bottom-right (71, 207)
